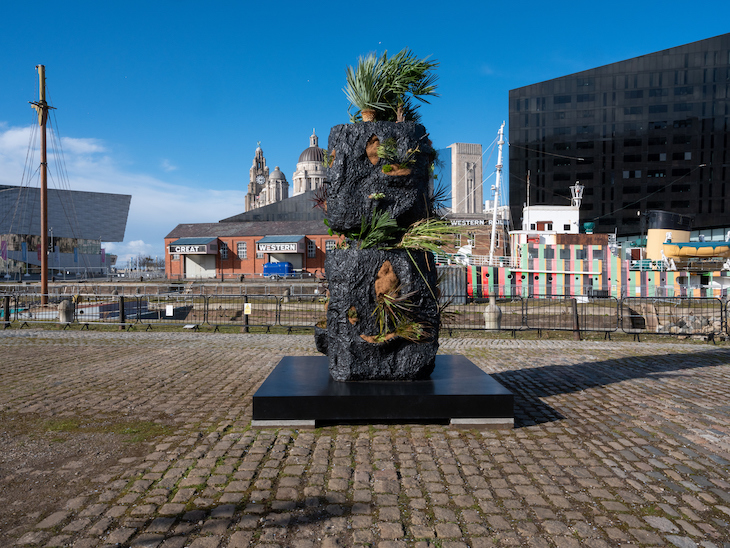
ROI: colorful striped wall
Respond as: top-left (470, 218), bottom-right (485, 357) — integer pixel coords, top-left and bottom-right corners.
top-left (466, 243), bottom-right (730, 299)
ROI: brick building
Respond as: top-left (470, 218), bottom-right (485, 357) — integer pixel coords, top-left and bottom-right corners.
top-left (165, 218), bottom-right (334, 280)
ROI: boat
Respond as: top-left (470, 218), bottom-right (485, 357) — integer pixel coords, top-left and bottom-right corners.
top-left (434, 125), bottom-right (730, 300)
top-left (663, 241), bottom-right (730, 259)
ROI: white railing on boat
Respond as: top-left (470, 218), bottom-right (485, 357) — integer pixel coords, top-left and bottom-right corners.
top-left (434, 254), bottom-right (520, 268)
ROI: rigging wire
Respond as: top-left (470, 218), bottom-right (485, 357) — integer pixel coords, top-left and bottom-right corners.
top-left (3, 91), bottom-right (98, 273)
top-left (589, 163), bottom-right (706, 222)
top-left (45, 92), bottom-right (95, 269)
top-left (509, 143), bottom-right (585, 161)
top-left (5, 112), bottom-right (40, 234)
top-left (509, 172), bottom-right (574, 205)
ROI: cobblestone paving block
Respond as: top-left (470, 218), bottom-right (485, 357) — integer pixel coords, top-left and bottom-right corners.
top-left (2, 333), bottom-right (730, 547)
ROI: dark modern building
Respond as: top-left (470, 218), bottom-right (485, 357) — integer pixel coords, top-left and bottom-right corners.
top-left (509, 33), bottom-right (730, 238)
top-left (0, 185), bottom-right (131, 275)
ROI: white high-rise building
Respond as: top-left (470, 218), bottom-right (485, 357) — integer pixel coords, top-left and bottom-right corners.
top-left (448, 143), bottom-right (483, 214)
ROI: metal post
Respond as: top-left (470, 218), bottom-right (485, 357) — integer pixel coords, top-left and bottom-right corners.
top-left (3, 295), bottom-right (10, 328)
top-left (119, 295), bottom-right (126, 329)
top-left (571, 298), bottom-right (581, 341)
top-left (242, 295), bottom-right (249, 333)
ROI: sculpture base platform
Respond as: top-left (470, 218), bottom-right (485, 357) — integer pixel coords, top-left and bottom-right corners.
top-left (252, 355), bottom-right (513, 430)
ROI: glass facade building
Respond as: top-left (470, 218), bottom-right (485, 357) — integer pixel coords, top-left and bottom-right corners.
top-left (509, 33), bottom-right (730, 236)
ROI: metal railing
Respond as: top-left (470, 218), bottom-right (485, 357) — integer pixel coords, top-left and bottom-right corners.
top-left (0, 292), bottom-right (725, 341)
top-left (622, 297), bottom-right (723, 338)
top-left (525, 295), bottom-right (620, 334)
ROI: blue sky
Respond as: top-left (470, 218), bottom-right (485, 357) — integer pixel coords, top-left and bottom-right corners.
top-left (1, 1), bottom-right (728, 263)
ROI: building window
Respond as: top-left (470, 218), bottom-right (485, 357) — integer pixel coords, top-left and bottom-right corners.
top-left (467, 232), bottom-right (476, 246)
top-left (220, 242), bottom-right (228, 260)
top-left (563, 224), bottom-right (570, 231)
top-left (455, 233), bottom-right (462, 247)
top-left (173, 254), bottom-right (180, 261)
top-left (325, 240), bottom-right (337, 252)
top-left (575, 248), bottom-right (587, 260)
top-left (256, 251), bottom-right (264, 259)
top-left (237, 242), bottom-right (247, 259)
top-left (307, 240), bottom-right (316, 258)
top-left (674, 103), bottom-right (694, 112)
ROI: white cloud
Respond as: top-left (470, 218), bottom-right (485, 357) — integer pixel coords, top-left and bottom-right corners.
top-left (61, 137), bottom-right (106, 155)
top-left (0, 123), bottom-right (246, 265)
top-left (160, 159), bottom-right (178, 172)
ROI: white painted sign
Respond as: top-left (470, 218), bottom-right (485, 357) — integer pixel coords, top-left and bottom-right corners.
top-left (256, 243), bottom-right (299, 253)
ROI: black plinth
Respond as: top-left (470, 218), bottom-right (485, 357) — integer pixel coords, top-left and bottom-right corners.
top-left (252, 355), bottom-right (513, 429)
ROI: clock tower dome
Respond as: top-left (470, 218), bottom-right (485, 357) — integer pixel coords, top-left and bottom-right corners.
top-left (245, 143), bottom-right (270, 212)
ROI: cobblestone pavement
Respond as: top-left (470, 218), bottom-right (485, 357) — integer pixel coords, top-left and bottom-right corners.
top-left (1, 330), bottom-right (730, 548)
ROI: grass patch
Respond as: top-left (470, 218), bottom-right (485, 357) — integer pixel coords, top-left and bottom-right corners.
top-left (45, 418), bottom-right (82, 432)
top-left (115, 421), bottom-right (173, 443)
top-left (39, 416), bottom-right (173, 442)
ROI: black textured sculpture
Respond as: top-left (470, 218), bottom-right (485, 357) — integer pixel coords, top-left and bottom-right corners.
top-left (317, 121), bottom-right (441, 381)
top-left (326, 122), bottom-right (433, 233)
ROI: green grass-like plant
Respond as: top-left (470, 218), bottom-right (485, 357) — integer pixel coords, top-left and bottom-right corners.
top-left (344, 49), bottom-right (439, 122)
top-left (344, 52), bottom-right (389, 122)
top-left (395, 218), bottom-right (456, 254)
top-left (345, 209), bottom-right (401, 249)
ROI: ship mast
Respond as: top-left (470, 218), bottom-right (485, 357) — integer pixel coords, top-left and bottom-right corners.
top-left (30, 65), bottom-right (53, 303)
top-left (489, 122), bottom-right (505, 265)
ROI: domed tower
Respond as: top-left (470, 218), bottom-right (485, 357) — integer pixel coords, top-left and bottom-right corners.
top-left (262, 166), bottom-right (289, 206)
top-left (245, 143), bottom-right (270, 212)
top-left (292, 130), bottom-right (327, 196)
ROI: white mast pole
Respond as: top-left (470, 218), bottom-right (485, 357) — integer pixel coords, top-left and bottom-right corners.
top-left (489, 122), bottom-right (505, 265)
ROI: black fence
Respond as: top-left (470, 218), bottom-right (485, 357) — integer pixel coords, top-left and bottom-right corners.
top-left (0, 292), bottom-right (726, 340)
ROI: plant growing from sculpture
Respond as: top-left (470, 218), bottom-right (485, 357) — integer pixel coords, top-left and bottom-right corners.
top-left (361, 260), bottom-right (432, 344)
top-left (381, 48), bottom-right (439, 123)
top-left (366, 286), bottom-right (431, 344)
top-left (321, 148), bottom-right (335, 167)
top-left (377, 137), bottom-right (421, 175)
top-left (343, 49), bottom-right (439, 123)
top-left (311, 182), bottom-right (328, 212)
top-left (395, 218), bottom-right (455, 254)
top-left (352, 209), bottom-right (400, 249)
top-left (344, 52), bottom-right (389, 122)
